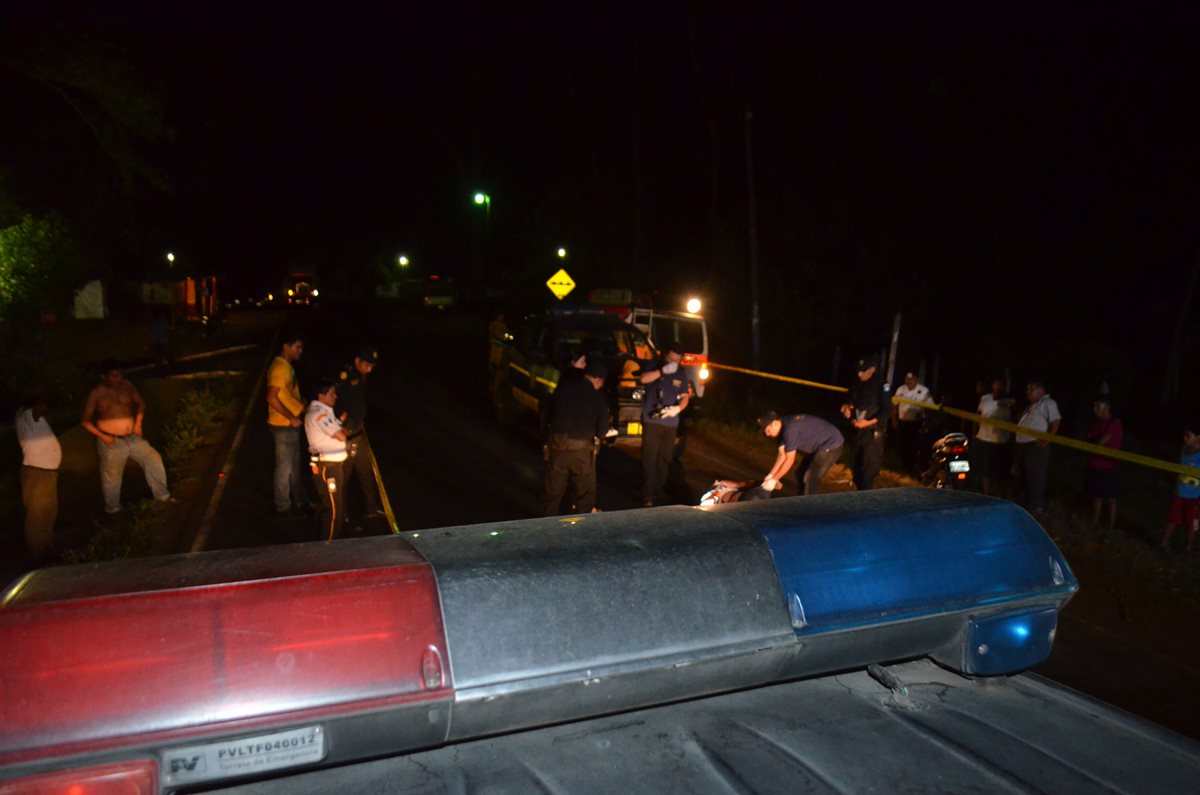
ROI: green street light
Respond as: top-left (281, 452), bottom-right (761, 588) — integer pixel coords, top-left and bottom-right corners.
top-left (557, 247), bottom-right (567, 259)
top-left (473, 192), bottom-right (490, 206)
top-left (398, 255), bottom-right (410, 268)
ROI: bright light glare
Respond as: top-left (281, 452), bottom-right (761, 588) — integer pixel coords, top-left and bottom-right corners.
top-left (267, 293), bottom-right (274, 301)
top-left (557, 247), bottom-right (567, 258)
top-left (398, 255), bottom-right (409, 266)
top-left (166, 252), bottom-right (175, 263)
top-left (287, 289), bottom-right (294, 297)
top-left (699, 367), bottom-right (710, 380)
top-left (686, 297), bottom-right (702, 313)
top-left (311, 289), bottom-right (319, 297)
top-left (474, 192), bottom-right (488, 205)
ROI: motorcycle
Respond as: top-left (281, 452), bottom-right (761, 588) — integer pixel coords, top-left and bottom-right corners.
top-left (923, 432), bottom-right (971, 489)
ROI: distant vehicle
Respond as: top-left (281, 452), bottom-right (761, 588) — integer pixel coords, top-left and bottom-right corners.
top-left (590, 289), bottom-right (711, 398)
top-left (421, 279), bottom-right (456, 310)
top-left (490, 306), bottom-right (656, 442)
top-left (284, 270), bottom-right (318, 306)
top-left (376, 276), bottom-right (457, 310)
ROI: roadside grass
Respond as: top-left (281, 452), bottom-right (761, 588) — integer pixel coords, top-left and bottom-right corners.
top-left (162, 380), bottom-right (235, 472)
top-left (61, 500), bottom-right (161, 564)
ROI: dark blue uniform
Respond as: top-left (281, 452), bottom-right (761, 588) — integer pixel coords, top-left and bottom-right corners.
top-left (779, 415), bottom-right (844, 495)
top-left (641, 362), bottom-right (689, 506)
top-left (543, 372), bottom-right (610, 515)
top-left (848, 370), bottom-right (888, 491)
top-left (338, 360), bottom-right (382, 520)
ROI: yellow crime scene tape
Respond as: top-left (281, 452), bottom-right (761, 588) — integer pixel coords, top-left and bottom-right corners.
top-left (707, 361), bottom-right (1200, 481)
top-left (706, 362), bottom-right (849, 394)
top-left (364, 431), bottom-right (400, 535)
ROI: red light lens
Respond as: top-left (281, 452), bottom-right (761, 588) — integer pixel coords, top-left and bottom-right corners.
top-left (957, 473), bottom-right (968, 480)
top-left (1, 551), bottom-right (449, 765)
top-left (679, 354), bottom-right (706, 367)
top-left (0, 760), bottom-right (156, 795)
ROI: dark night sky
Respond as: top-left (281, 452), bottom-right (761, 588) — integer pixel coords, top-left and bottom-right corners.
top-left (5, 2), bottom-right (1200, 420)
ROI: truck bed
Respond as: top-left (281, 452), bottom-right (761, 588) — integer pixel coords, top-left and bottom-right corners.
top-left (223, 659), bottom-right (1200, 794)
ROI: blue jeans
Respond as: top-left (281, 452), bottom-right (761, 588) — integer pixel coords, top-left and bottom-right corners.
top-left (96, 435), bottom-right (170, 513)
top-left (271, 425), bottom-right (304, 512)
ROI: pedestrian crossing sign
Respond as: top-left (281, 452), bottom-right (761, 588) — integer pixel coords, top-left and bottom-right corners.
top-left (546, 269), bottom-right (576, 300)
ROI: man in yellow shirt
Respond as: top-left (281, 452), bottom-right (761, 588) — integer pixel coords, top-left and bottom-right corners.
top-left (267, 333), bottom-right (308, 516)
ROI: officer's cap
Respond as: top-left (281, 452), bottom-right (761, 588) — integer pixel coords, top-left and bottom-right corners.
top-left (356, 346), bottom-right (380, 364)
top-left (855, 355), bottom-right (877, 372)
top-left (757, 409), bottom-right (780, 432)
top-left (584, 360), bottom-right (608, 379)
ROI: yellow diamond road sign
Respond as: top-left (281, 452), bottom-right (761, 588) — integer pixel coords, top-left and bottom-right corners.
top-left (546, 268), bottom-right (576, 300)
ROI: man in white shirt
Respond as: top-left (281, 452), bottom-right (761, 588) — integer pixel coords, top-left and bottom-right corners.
top-left (15, 393), bottom-right (62, 563)
top-left (1014, 380), bottom-right (1061, 513)
top-left (305, 380), bottom-right (349, 540)
top-left (974, 378), bottom-right (1014, 496)
top-left (892, 372), bottom-right (931, 475)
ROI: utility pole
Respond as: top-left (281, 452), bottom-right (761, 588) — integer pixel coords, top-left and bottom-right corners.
top-left (745, 108), bottom-right (761, 370)
top-left (885, 313), bottom-right (902, 392)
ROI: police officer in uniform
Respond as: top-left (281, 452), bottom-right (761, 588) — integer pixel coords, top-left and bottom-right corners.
top-left (305, 380), bottom-right (349, 540)
top-left (841, 355), bottom-right (888, 491)
top-left (640, 347), bottom-right (690, 507)
top-left (543, 360), bottom-right (612, 516)
top-left (337, 346), bottom-right (384, 524)
top-left (755, 410), bottom-right (845, 497)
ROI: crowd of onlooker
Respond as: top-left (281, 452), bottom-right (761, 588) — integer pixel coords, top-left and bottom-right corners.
top-left (885, 372), bottom-right (1198, 554)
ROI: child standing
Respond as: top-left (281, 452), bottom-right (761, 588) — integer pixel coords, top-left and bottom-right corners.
top-left (1159, 423), bottom-right (1200, 553)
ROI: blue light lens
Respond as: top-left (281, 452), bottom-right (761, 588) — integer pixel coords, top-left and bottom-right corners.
top-left (966, 607), bottom-right (1058, 675)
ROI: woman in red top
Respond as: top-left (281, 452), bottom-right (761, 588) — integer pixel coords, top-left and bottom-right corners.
top-left (1085, 397), bottom-right (1123, 530)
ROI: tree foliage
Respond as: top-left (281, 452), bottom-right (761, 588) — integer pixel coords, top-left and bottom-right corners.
top-left (0, 214), bottom-right (86, 326)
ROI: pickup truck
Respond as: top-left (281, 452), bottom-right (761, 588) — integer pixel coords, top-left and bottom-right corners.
top-left (2, 490), bottom-right (1198, 794)
top-left (490, 305), bottom-right (656, 442)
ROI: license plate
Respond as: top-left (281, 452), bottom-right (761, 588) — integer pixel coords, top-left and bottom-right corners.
top-left (948, 459), bottom-right (970, 474)
top-left (162, 726), bottom-right (326, 786)
top-left (627, 422), bottom-right (642, 436)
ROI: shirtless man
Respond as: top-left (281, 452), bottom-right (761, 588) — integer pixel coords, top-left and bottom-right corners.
top-left (81, 359), bottom-right (171, 514)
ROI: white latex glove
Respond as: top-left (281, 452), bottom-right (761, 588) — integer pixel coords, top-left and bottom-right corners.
top-left (762, 477), bottom-right (779, 491)
top-left (604, 427), bottom-right (619, 438)
top-left (659, 405), bottom-right (683, 418)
